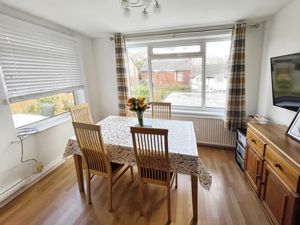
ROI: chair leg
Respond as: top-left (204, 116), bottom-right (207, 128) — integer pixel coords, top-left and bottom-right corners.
top-left (85, 170), bottom-right (91, 204)
top-left (139, 182), bottom-right (144, 216)
top-left (175, 173), bottom-right (178, 189)
top-left (167, 184), bottom-right (171, 223)
top-left (108, 177), bottom-right (113, 212)
top-left (130, 166), bottom-right (134, 181)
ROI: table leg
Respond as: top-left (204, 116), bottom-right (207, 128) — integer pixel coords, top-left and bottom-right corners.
top-left (73, 154), bottom-right (84, 192)
top-left (191, 175), bottom-right (198, 221)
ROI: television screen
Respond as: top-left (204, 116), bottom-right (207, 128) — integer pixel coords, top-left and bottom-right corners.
top-left (271, 53), bottom-right (300, 112)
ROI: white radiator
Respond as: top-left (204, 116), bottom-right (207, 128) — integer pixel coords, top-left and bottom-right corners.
top-left (172, 115), bottom-right (236, 147)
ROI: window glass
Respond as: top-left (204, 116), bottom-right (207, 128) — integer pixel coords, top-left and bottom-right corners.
top-left (126, 36), bottom-right (231, 112)
top-left (152, 45), bottom-right (201, 55)
top-left (205, 40), bottom-right (231, 108)
top-left (10, 92), bottom-right (75, 128)
top-left (127, 47), bottom-right (150, 98)
top-left (152, 58), bottom-right (202, 107)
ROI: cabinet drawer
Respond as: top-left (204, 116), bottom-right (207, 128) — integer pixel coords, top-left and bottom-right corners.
top-left (265, 145), bottom-right (300, 193)
top-left (247, 129), bottom-right (265, 157)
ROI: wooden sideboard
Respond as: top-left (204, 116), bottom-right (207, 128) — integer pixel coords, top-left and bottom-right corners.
top-left (245, 122), bottom-right (300, 225)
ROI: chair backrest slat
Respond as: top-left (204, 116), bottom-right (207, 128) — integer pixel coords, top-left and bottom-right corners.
top-left (73, 122), bottom-right (110, 174)
top-left (70, 104), bottom-right (94, 124)
top-left (131, 127), bottom-right (170, 182)
top-left (150, 102), bottom-right (171, 120)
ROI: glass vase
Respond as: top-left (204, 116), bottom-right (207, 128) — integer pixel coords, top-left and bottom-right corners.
top-left (136, 111), bottom-right (144, 127)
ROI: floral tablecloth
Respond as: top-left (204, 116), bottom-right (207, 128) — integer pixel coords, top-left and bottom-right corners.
top-left (64, 116), bottom-right (212, 190)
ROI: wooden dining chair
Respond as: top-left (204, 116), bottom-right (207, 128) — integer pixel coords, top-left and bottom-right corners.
top-left (70, 103), bottom-right (94, 124)
top-left (150, 102), bottom-right (172, 120)
top-left (72, 122), bottom-right (133, 211)
top-left (130, 127), bottom-right (177, 223)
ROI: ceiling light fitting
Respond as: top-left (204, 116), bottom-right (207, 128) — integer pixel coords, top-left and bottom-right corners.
top-left (121, 0), bottom-right (160, 17)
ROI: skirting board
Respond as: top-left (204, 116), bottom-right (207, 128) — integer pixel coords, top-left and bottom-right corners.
top-left (0, 156), bottom-right (70, 208)
top-left (197, 142), bottom-right (235, 149)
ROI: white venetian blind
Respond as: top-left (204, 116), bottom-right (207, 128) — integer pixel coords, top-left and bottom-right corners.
top-left (0, 14), bottom-right (84, 103)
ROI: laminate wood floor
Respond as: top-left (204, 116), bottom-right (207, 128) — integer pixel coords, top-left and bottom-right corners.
top-left (0, 147), bottom-right (271, 225)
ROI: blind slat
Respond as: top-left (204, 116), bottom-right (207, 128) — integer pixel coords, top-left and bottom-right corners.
top-left (0, 29), bottom-right (77, 49)
top-left (0, 37), bottom-right (76, 53)
top-left (0, 59), bottom-right (80, 66)
top-left (2, 72), bottom-right (80, 80)
top-left (0, 24), bottom-right (76, 46)
top-left (2, 66), bottom-right (81, 71)
top-left (0, 49), bottom-right (79, 61)
top-left (0, 43), bottom-right (78, 57)
top-left (6, 78), bottom-right (82, 84)
top-left (7, 82), bottom-right (83, 90)
top-left (8, 86), bottom-right (83, 103)
top-left (0, 14), bottom-right (84, 102)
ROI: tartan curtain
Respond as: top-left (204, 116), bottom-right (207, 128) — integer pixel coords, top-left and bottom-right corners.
top-left (114, 33), bottom-right (129, 116)
top-left (224, 23), bottom-right (246, 130)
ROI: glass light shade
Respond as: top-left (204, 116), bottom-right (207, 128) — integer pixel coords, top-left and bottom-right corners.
top-left (123, 7), bottom-right (130, 16)
top-left (142, 8), bottom-right (149, 19)
top-left (153, 1), bottom-right (160, 14)
top-left (121, 0), bottom-right (128, 8)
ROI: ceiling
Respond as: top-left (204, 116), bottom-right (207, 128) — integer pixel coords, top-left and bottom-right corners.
top-left (0, 0), bottom-right (293, 38)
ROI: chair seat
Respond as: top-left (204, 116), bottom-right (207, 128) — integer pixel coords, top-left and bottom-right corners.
top-left (141, 167), bottom-right (174, 182)
top-left (111, 162), bottom-right (125, 175)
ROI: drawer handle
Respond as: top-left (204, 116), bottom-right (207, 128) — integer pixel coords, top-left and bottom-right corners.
top-left (274, 162), bottom-right (281, 169)
top-left (251, 139), bottom-right (256, 144)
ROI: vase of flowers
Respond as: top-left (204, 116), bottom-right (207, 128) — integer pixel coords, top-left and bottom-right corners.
top-left (127, 96), bottom-right (149, 127)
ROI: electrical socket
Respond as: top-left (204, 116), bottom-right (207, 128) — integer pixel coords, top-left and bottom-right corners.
top-left (35, 161), bottom-right (44, 173)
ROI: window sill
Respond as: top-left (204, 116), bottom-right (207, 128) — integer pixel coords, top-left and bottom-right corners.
top-left (16, 113), bottom-right (71, 137)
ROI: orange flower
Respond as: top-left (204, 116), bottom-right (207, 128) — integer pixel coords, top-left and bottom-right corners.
top-left (127, 96), bottom-right (149, 112)
top-left (139, 102), bottom-right (146, 108)
top-left (137, 96), bottom-right (145, 102)
top-left (127, 97), bottom-right (135, 103)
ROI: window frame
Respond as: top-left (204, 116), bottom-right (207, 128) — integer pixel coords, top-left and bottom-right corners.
top-left (126, 36), bottom-right (231, 116)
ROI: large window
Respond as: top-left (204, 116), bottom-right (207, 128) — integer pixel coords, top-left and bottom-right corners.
top-left (0, 13), bottom-right (85, 128)
top-left (127, 35), bottom-right (231, 113)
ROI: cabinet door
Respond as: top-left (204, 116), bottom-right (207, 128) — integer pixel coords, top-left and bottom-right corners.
top-left (245, 144), bottom-right (263, 195)
top-left (261, 162), bottom-right (298, 225)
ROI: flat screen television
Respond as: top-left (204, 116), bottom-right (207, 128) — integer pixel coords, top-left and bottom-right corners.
top-left (271, 53), bottom-right (300, 112)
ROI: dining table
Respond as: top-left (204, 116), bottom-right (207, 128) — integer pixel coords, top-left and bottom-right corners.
top-left (64, 116), bottom-right (212, 221)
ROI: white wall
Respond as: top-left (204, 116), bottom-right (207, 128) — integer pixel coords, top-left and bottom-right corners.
top-left (0, 4), bottom-right (97, 202)
top-left (257, 0), bottom-right (300, 125)
top-left (79, 36), bottom-right (102, 121)
top-left (245, 23), bottom-right (265, 116)
top-left (92, 26), bottom-right (265, 118)
top-left (92, 37), bottom-right (119, 119)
